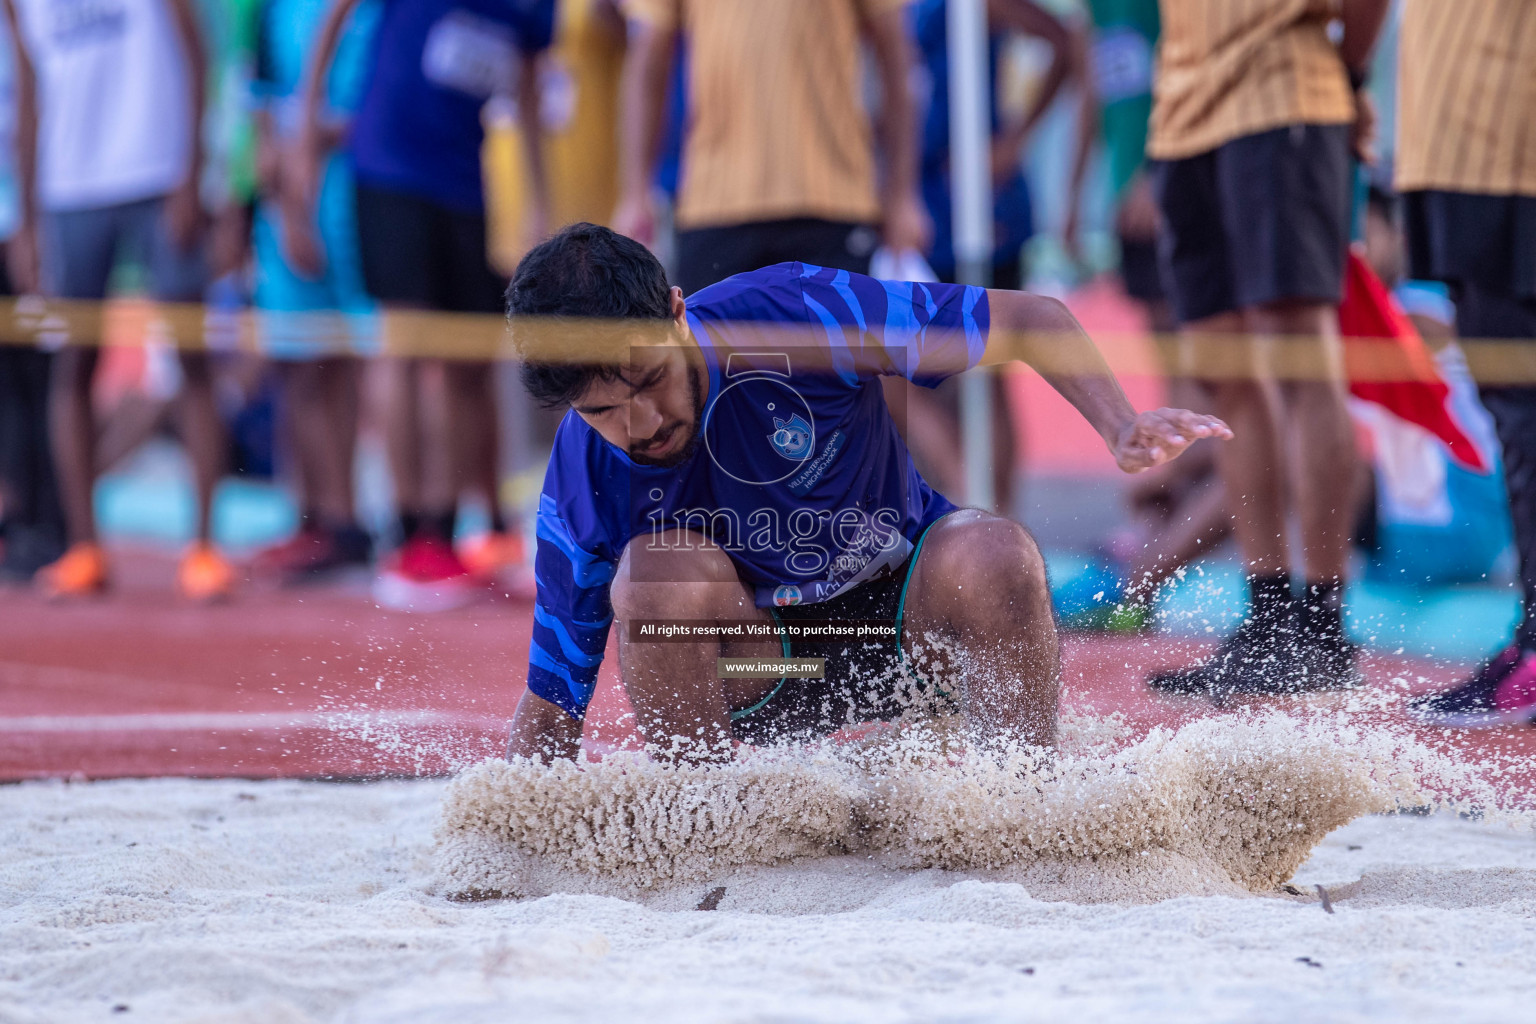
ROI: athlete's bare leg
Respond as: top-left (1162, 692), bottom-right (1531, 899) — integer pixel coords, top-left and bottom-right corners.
top-left (607, 530), bottom-right (782, 759)
top-left (899, 509), bottom-right (1059, 748)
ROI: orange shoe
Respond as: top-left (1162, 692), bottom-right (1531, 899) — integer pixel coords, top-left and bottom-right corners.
top-left (457, 530), bottom-right (527, 580)
top-left (178, 542), bottom-right (235, 603)
top-left (36, 542), bottom-right (110, 599)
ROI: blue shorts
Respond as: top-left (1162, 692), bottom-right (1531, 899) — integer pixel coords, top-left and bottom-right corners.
top-left (42, 196), bottom-right (207, 303)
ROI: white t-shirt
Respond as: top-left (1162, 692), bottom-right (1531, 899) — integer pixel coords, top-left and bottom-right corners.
top-left (15, 0), bottom-right (193, 211)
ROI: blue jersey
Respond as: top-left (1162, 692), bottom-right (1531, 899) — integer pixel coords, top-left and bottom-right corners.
top-left (348, 0), bottom-right (555, 212)
top-left (528, 263), bottom-right (990, 719)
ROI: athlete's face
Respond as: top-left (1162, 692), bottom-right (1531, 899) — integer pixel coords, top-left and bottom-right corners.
top-left (573, 290), bottom-right (707, 469)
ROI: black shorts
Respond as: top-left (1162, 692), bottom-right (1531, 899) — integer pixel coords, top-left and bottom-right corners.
top-left (675, 217), bottom-right (878, 295)
top-left (1403, 190), bottom-right (1536, 301)
top-left (355, 183), bottom-right (506, 314)
top-left (729, 518), bottom-right (953, 744)
top-left (1150, 123), bottom-right (1351, 324)
top-left (1118, 234), bottom-right (1165, 304)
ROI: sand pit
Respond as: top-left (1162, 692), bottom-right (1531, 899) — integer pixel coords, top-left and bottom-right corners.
top-left (4, 707), bottom-right (1535, 1023)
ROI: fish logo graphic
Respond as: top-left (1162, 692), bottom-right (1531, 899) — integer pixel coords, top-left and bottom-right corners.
top-left (769, 413), bottom-right (813, 460)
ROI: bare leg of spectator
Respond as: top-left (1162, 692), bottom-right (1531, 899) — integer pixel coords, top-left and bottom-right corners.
top-left (1191, 311), bottom-right (1288, 577)
top-left (1249, 301), bottom-right (1356, 586)
top-left (383, 357), bottom-right (425, 530)
top-left (175, 352), bottom-right (225, 545)
top-left (49, 346), bottom-right (101, 547)
top-left (447, 360), bottom-right (503, 531)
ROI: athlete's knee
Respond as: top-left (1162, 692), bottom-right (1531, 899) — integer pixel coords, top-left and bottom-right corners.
top-left (926, 513), bottom-right (1049, 608)
top-left (611, 529), bottom-right (743, 620)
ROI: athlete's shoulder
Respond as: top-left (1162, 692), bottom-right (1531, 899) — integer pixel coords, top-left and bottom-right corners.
top-left (686, 263), bottom-right (813, 326)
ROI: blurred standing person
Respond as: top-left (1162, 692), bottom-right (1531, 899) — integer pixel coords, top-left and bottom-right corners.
top-left (299, 0), bottom-right (553, 611)
top-left (3, 0), bottom-right (235, 601)
top-left (1067, 0), bottom-right (1226, 624)
top-left (1401, 1), bottom-right (1536, 728)
top-left (1145, 0), bottom-right (1390, 696)
top-left (612, 0), bottom-right (931, 294)
top-left (248, 0), bottom-right (378, 582)
top-left (1066, 0), bottom-right (1165, 330)
top-left (0, 8), bottom-right (66, 582)
top-left (897, 0), bottom-right (1073, 513)
top-left (485, 0), bottom-right (626, 268)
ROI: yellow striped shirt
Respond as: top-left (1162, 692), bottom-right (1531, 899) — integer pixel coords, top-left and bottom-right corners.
top-left (1148, 0), bottom-right (1355, 160)
top-left (623, 0), bottom-right (905, 230)
top-left (1396, 0), bottom-right (1536, 197)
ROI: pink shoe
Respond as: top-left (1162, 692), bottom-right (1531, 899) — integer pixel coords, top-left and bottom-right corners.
top-left (1407, 646), bottom-right (1536, 728)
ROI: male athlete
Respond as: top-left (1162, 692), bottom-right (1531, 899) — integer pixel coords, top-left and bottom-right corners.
top-left (504, 224), bottom-right (1230, 761)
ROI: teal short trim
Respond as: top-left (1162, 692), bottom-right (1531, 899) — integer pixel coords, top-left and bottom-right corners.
top-left (729, 610), bottom-right (793, 722)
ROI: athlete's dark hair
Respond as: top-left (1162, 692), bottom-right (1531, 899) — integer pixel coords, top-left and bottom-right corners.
top-left (505, 222), bottom-right (674, 407)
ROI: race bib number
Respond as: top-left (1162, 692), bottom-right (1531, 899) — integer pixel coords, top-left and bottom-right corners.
top-left (421, 9), bottom-right (518, 99)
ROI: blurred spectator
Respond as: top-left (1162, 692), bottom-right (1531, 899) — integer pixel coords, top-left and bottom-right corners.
top-left (611, 0), bottom-right (930, 294)
top-left (485, 0), bottom-right (626, 269)
top-left (1067, 0), bottom-right (1166, 331)
top-left (248, 0), bottom-right (379, 582)
top-left (4, 0), bottom-right (234, 601)
top-left (1353, 184), bottom-right (1509, 591)
top-left (1066, 0), bottom-right (1221, 624)
top-left (300, 0), bottom-right (553, 611)
top-left (0, 9), bottom-right (66, 582)
top-left (1400, 0), bottom-right (1536, 728)
top-left (1144, 0), bottom-right (1389, 696)
top-left (894, 0), bottom-right (1073, 514)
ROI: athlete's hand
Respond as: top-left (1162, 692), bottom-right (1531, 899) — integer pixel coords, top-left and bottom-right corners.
top-left (1110, 408), bottom-right (1232, 473)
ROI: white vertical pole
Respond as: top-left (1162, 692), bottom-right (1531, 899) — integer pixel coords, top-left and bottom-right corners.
top-left (947, 0), bottom-right (996, 511)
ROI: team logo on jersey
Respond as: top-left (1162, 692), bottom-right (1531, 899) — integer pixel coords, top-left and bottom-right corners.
top-left (773, 584), bottom-right (802, 606)
top-left (769, 414), bottom-right (813, 460)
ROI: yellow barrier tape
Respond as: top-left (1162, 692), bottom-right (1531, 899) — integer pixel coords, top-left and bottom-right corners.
top-left (0, 298), bottom-right (1531, 384)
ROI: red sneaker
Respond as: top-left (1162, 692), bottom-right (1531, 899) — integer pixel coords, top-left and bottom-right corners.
top-left (252, 526), bottom-right (328, 575)
top-left (373, 535), bottom-right (480, 612)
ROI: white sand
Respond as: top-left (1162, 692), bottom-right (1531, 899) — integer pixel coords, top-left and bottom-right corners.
top-left (5, 711), bottom-right (1536, 1022)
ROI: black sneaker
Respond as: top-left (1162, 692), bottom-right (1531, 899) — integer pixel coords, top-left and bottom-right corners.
top-left (1148, 613), bottom-right (1297, 697)
top-left (1287, 633), bottom-right (1362, 693)
top-left (0, 521), bottom-right (66, 583)
top-left (283, 524), bottom-right (373, 583)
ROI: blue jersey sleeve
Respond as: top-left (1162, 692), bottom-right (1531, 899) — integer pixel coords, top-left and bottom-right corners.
top-left (527, 492), bottom-right (617, 719)
top-left (525, 416), bottom-right (629, 719)
top-left (692, 263), bottom-right (989, 388)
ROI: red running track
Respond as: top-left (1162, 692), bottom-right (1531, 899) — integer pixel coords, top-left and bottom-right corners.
top-left (3, 547), bottom-right (1533, 786)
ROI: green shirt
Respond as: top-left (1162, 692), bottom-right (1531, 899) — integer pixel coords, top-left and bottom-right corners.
top-left (1087, 0), bottom-right (1159, 200)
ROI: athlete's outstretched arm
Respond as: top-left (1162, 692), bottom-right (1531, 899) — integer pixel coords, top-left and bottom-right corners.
top-left (980, 290), bottom-right (1231, 472)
